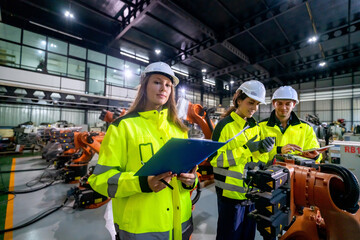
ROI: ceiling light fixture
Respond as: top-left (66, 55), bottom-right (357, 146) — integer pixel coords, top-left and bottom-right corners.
top-left (319, 61), bottom-right (326, 67)
top-left (155, 49), bottom-right (161, 55)
top-left (308, 36), bottom-right (318, 43)
top-left (65, 11), bottom-right (74, 18)
top-left (201, 69), bottom-right (207, 73)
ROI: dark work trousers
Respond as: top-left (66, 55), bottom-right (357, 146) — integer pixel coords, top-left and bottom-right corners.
top-left (216, 196), bottom-right (256, 240)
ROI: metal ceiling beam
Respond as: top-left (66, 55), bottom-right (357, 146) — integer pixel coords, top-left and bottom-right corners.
top-left (145, 12), bottom-right (196, 42)
top-left (166, 0), bottom-right (308, 73)
top-left (206, 62), bottom-right (248, 79)
top-left (222, 41), bottom-right (250, 64)
top-left (255, 20), bottom-right (360, 64)
top-left (222, 0), bottom-right (309, 42)
top-left (108, 0), bottom-right (158, 47)
top-left (265, 46), bottom-right (360, 85)
top-left (132, 27), bottom-right (179, 51)
top-left (208, 50), bottom-right (233, 64)
top-left (260, 0), bottom-right (306, 67)
top-left (288, 46), bottom-right (360, 71)
top-left (68, 0), bottom-right (120, 22)
top-left (305, 1), bottom-right (325, 59)
top-left (215, 0), bottom-right (240, 23)
top-left (119, 0), bottom-right (136, 8)
top-left (19, 0), bottom-right (112, 36)
top-left (157, 0), bottom-right (216, 39)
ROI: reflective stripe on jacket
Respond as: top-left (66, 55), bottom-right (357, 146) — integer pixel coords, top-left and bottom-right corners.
top-left (259, 110), bottom-right (322, 163)
top-left (88, 108), bottom-right (195, 240)
top-left (209, 111), bottom-right (268, 201)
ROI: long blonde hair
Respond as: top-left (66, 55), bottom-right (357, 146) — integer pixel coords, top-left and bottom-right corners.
top-left (126, 74), bottom-right (188, 132)
top-left (222, 90), bottom-right (249, 118)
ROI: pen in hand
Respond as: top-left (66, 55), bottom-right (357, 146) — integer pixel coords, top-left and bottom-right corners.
top-left (160, 179), bottom-right (174, 190)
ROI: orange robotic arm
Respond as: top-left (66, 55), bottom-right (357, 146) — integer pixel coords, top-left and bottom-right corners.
top-left (185, 102), bottom-right (214, 140)
top-left (245, 154), bottom-right (360, 240)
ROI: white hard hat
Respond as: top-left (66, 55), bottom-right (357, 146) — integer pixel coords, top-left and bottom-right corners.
top-left (271, 86), bottom-right (299, 104)
top-left (141, 62), bottom-right (179, 87)
top-left (237, 80), bottom-right (266, 104)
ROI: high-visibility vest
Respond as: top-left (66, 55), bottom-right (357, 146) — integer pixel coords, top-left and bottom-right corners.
top-left (210, 111), bottom-right (268, 201)
top-left (259, 110), bottom-right (322, 163)
top-left (88, 108), bottom-right (195, 240)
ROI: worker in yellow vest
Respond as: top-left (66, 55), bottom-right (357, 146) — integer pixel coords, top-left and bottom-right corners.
top-left (210, 80), bottom-right (275, 240)
top-left (89, 62), bottom-right (197, 240)
top-left (259, 86), bottom-right (321, 162)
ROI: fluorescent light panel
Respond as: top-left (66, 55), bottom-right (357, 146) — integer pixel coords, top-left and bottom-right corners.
top-left (120, 51), bottom-right (149, 63)
top-left (171, 68), bottom-right (189, 77)
top-left (29, 21), bottom-right (82, 40)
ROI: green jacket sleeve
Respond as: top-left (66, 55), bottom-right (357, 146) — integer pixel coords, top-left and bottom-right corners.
top-left (88, 123), bottom-right (143, 198)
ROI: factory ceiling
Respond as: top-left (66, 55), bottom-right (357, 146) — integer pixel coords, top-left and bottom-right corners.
top-left (1, 0), bottom-right (360, 93)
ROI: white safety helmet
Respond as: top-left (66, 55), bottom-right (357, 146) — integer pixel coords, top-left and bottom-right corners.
top-left (237, 80), bottom-right (266, 104)
top-left (271, 86), bottom-right (299, 104)
top-left (141, 62), bottom-right (179, 87)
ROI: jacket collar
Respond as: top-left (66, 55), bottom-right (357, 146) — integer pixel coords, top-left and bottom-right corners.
top-left (230, 111), bottom-right (257, 128)
top-left (267, 110), bottom-right (301, 127)
top-left (138, 108), bottom-right (168, 120)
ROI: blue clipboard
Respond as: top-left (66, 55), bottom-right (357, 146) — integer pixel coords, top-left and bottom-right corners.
top-left (135, 126), bottom-right (249, 176)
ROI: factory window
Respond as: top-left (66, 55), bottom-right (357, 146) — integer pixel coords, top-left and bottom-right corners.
top-left (21, 46), bottom-right (45, 71)
top-left (124, 61), bottom-right (141, 89)
top-left (0, 40), bottom-right (21, 67)
top-left (23, 30), bottom-right (46, 50)
top-left (47, 38), bottom-right (68, 55)
top-left (87, 63), bottom-right (105, 95)
top-left (88, 49), bottom-right (106, 65)
top-left (107, 68), bottom-right (124, 87)
top-left (68, 58), bottom-right (85, 80)
top-left (0, 23), bottom-right (21, 43)
top-left (69, 44), bottom-right (86, 59)
top-left (47, 53), bottom-right (67, 76)
top-left (107, 55), bottom-right (124, 70)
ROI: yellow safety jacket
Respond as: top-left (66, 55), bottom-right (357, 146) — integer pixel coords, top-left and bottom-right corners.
top-left (209, 111), bottom-right (268, 201)
top-left (88, 108), bottom-right (196, 240)
top-left (259, 110), bottom-right (322, 163)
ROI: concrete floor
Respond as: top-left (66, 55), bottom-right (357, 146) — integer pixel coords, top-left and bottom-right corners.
top-left (2, 155), bottom-right (263, 240)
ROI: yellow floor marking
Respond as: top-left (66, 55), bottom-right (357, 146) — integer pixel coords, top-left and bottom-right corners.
top-left (4, 158), bottom-right (16, 240)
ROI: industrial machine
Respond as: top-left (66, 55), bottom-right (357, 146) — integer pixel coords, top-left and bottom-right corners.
top-left (99, 108), bottom-right (126, 124)
top-left (177, 97), bottom-right (215, 181)
top-left (244, 154), bottom-right (360, 240)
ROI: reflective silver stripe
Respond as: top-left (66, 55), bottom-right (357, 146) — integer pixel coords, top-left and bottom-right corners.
top-left (216, 153), bottom-right (224, 167)
top-left (214, 180), bottom-right (247, 193)
top-left (93, 164), bottom-right (114, 175)
top-left (213, 167), bottom-right (243, 180)
top-left (226, 150), bottom-right (236, 166)
top-left (115, 223), bottom-right (170, 240)
top-left (107, 173), bottom-right (121, 198)
top-left (182, 217), bottom-right (193, 233)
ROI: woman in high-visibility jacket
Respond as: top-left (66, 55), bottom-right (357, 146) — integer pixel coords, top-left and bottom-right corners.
top-left (88, 62), bottom-right (197, 240)
top-left (210, 80), bottom-right (275, 240)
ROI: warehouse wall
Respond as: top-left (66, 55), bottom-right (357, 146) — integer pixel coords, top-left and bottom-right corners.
top-left (257, 72), bottom-right (360, 131)
top-left (0, 103), bottom-right (87, 127)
